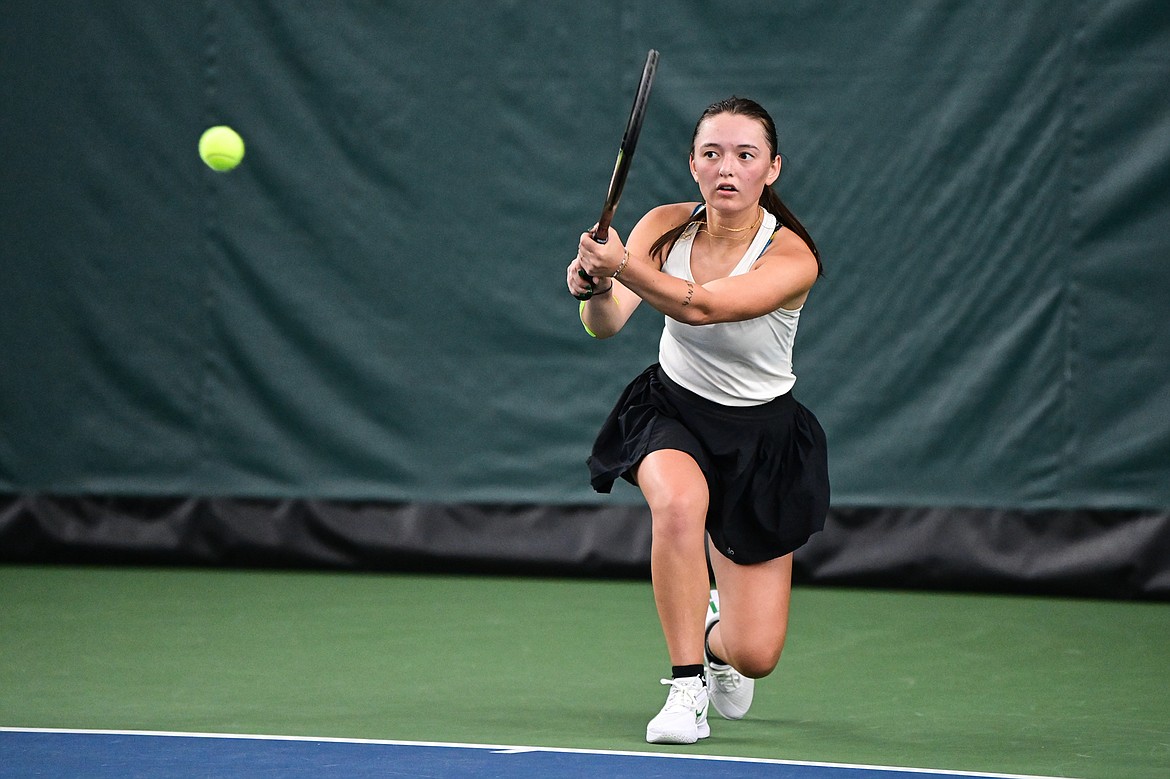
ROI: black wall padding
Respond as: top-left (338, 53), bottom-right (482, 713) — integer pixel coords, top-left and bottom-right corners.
top-left (3, 495), bottom-right (1167, 599)
top-left (796, 507), bottom-right (1170, 599)
top-left (0, 495), bottom-right (652, 577)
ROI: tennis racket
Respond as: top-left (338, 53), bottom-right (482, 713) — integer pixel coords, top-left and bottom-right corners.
top-left (576, 48), bottom-right (660, 300)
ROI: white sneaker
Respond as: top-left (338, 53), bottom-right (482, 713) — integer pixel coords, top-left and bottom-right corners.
top-left (645, 676), bottom-right (710, 744)
top-left (705, 589), bottom-right (755, 720)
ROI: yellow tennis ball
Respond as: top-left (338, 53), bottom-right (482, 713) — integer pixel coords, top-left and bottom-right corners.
top-left (199, 125), bottom-right (245, 172)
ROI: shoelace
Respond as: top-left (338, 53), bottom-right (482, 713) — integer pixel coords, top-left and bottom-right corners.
top-left (707, 663), bottom-right (742, 692)
top-left (658, 678), bottom-right (702, 712)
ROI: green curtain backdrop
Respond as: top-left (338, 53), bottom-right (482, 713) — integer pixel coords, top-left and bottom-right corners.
top-left (2, 1), bottom-right (1168, 509)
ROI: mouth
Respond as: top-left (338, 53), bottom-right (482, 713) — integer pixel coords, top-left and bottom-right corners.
top-left (716, 184), bottom-right (738, 193)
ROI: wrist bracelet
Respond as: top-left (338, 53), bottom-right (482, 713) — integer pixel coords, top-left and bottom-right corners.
top-left (612, 249), bottom-right (630, 279)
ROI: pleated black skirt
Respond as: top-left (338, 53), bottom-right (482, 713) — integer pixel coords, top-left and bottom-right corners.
top-left (587, 364), bottom-right (830, 564)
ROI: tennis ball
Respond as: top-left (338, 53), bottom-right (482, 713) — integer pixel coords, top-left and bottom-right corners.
top-left (199, 125), bottom-right (245, 172)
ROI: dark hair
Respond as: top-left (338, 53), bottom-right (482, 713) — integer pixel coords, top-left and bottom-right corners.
top-left (649, 96), bottom-right (822, 276)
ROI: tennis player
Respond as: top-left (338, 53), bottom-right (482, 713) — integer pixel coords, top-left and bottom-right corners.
top-left (567, 97), bottom-right (830, 745)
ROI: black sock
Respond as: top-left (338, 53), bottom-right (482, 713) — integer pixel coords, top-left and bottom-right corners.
top-left (672, 663), bottom-right (705, 682)
top-left (704, 620), bottom-right (729, 667)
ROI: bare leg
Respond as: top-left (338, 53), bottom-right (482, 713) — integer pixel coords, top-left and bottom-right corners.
top-left (706, 544), bottom-right (793, 679)
top-left (634, 449), bottom-right (711, 667)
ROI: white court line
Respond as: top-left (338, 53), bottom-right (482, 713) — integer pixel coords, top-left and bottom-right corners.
top-left (0, 726), bottom-right (1078, 779)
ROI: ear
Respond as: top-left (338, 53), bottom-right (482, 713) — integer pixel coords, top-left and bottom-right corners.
top-left (689, 153), bottom-right (698, 181)
top-left (766, 154), bottom-right (782, 186)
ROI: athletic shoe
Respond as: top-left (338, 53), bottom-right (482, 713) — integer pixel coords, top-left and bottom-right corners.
top-left (645, 676), bottom-right (710, 744)
top-left (705, 589), bottom-right (755, 720)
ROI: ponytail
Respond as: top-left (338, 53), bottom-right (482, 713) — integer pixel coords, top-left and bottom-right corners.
top-left (760, 185), bottom-right (822, 277)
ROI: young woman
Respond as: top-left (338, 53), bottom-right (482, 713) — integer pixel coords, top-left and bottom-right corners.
top-left (567, 97), bottom-right (830, 745)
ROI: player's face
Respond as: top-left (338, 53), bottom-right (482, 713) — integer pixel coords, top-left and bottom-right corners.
top-left (690, 113), bottom-right (781, 212)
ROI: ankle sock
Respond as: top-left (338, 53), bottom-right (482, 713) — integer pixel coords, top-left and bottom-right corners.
top-left (672, 664), bottom-right (705, 682)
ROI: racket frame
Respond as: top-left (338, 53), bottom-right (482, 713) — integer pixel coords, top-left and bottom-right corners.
top-left (576, 49), bottom-right (659, 300)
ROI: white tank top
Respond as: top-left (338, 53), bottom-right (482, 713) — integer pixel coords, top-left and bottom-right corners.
top-left (658, 209), bottom-right (802, 406)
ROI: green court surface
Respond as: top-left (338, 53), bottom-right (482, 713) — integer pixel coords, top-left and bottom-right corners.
top-left (1, 566), bottom-right (1166, 779)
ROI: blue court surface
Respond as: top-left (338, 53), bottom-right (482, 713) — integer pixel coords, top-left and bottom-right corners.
top-left (0, 728), bottom-right (1071, 779)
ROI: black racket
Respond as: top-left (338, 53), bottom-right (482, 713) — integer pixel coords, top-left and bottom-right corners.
top-left (576, 49), bottom-right (660, 300)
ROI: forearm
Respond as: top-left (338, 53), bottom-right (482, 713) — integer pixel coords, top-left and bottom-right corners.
top-left (579, 284), bottom-right (626, 338)
top-left (614, 255), bottom-right (709, 325)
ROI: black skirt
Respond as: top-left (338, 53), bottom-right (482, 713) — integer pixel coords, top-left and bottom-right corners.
top-left (587, 364), bottom-right (830, 564)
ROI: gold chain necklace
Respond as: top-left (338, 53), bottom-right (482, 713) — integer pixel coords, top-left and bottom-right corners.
top-left (699, 207), bottom-right (763, 241)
